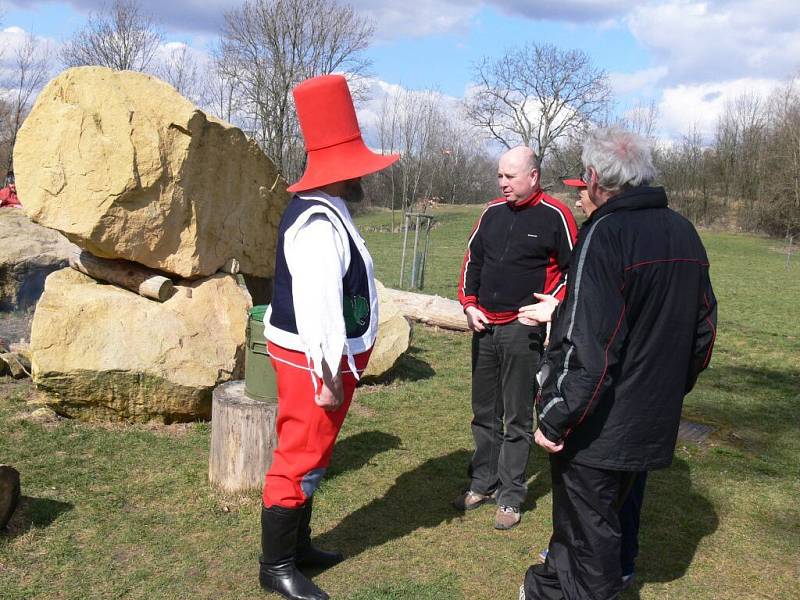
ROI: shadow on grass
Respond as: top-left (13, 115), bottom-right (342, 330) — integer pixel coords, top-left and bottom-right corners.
top-left (623, 457), bottom-right (718, 599)
top-left (327, 430), bottom-right (402, 481)
top-left (315, 450), bottom-right (470, 560)
top-left (2, 496), bottom-right (73, 539)
top-left (363, 348), bottom-right (436, 385)
top-left (521, 449), bottom-right (553, 513)
top-left (688, 365), bottom-right (800, 455)
top-left (702, 365), bottom-right (799, 405)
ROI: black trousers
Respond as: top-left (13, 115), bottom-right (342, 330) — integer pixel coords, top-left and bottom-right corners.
top-left (524, 456), bottom-right (638, 600)
top-left (468, 321), bottom-right (544, 508)
top-left (620, 471), bottom-right (647, 576)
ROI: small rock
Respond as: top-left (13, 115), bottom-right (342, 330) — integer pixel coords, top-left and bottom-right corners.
top-left (0, 353), bottom-right (30, 379)
top-left (0, 465), bottom-right (21, 530)
top-left (8, 341), bottom-right (30, 362)
top-left (29, 407), bottom-right (59, 423)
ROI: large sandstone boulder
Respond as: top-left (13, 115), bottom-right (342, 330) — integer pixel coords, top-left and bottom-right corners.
top-left (0, 209), bottom-right (76, 311)
top-left (363, 281), bottom-right (412, 379)
top-left (30, 268), bottom-right (251, 422)
top-left (14, 66), bottom-right (288, 279)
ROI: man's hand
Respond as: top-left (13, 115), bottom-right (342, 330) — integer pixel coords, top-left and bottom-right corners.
top-left (316, 364), bottom-right (344, 411)
top-left (465, 306), bottom-right (490, 332)
top-left (518, 293), bottom-right (559, 325)
top-left (534, 428), bottom-right (564, 453)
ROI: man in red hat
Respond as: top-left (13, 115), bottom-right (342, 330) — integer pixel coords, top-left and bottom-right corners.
top-left (258, 74), bottom-right (398, 600)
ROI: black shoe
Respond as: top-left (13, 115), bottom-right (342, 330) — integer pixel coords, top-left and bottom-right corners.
top-left (296, 498), bottom-right (344, 570)
top-left (259, 505), bottom-right (329, 600)
top-left (620, 572), bottom-right (635, 592)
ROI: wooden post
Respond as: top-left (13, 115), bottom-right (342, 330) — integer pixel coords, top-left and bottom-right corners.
top-left (399, 213), bottom-right (410, 287)
top-left (0, 464), bottom-right (20, 530)
top-left (69, 250), bottom-right (174, 302)
top-left (410, 214), bottom-right (421, 288)
top-left (419, 216), bottom-right (433, 290)
top-left (209, 381), bottom-right (278, 493)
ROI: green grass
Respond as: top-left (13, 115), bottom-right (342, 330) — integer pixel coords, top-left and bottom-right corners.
top-left (1, 205), bottom-right (799, 599)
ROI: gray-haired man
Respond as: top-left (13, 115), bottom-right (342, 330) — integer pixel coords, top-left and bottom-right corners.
top-left (522, 127), bottom-right (717, 599)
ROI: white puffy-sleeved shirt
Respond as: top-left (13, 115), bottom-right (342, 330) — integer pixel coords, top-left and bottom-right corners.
top-left (282, 193), bottom-right (357, 385)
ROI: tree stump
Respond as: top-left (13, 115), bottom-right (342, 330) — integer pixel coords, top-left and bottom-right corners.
top-left (209, 381), bottom-right (278, 493)
top-left (0, 464), bottom-right (20, 530)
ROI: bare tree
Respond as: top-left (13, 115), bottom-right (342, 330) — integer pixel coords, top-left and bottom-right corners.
top-left (367, 87), bottom-right (497, 222)
top-left (619, 99), bottom-right (660, 139)
top-left (759, 80), bottom-right (800, 238)
top-left (60, 0), bottom-right (163, 72)
top-left (159, 44), bottom-right (200, 101)
top-left (200, 53), bottom-right (245, 124)
top-left (218, 0), bottom-right (374, 179)
top-left (465, 42), bottom-right (612, 163)
top-left (2, 33), bottom-right (52, 170)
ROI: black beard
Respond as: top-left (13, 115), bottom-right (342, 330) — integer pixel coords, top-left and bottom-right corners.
top-left (343, 180), bottom-right (364, 203)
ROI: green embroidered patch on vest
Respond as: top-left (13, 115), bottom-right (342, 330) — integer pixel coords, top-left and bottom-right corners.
top-left (343, 295), bottom-right (369, 335)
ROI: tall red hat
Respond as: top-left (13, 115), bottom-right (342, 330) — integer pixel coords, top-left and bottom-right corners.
top-left (287, 74), bottom-right (399, 193)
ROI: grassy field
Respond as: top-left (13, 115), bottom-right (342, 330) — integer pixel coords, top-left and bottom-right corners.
top-left (1, 204), bottom-right (799, 599)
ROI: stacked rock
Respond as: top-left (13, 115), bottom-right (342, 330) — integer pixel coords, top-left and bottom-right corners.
top-left (13, 67), bottom-right (289, 423)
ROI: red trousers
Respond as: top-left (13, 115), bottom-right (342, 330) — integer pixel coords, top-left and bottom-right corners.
top-left (262, 342), bottom-right (371, 509)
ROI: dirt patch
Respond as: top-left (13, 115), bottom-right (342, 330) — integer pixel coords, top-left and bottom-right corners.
top-left (0, 378), bottom-right (34, 402)
top-left (0, 310), bottom-right (34, 345)
top-left (348, 399), bottom-right (376, 419)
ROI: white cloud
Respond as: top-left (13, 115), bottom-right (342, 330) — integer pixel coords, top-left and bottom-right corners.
top-left (153, 40), bottom-right (212, 70)
top-left (657, 77), bottom-right (782, 140)
top-left (0, 26), bottom-right (57, 102)
top-left (608, 66), bottom-right (667, 95)
top-left (355, 76), bottom-right (465, 146)
top-left (351, 0), bottom-right (480, 41)
top-left (627, 1), bottom-right (800, 85)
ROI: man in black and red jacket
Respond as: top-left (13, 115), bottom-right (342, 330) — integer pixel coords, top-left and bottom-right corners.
top-left (522, 127), bottom-right (717, 600)
top-left (454, 146), bottom-right (577, 530)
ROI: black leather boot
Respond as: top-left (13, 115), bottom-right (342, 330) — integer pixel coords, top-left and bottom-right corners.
top-left (259, 505), bottom-right (329, 600)
top-left (296, 498), bottom-right (344, 570)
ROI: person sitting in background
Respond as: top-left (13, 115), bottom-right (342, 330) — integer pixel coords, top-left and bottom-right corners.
top-left (0, 171), bottom-right (21, 208)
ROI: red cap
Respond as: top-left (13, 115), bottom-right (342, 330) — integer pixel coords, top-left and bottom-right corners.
top-left (563, 178), bottom-right (586, 188)
top-left (287, 75), bottom-right (399, 192)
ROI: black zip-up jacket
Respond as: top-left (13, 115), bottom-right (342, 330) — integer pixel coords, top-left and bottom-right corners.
top-left (537, 186), bottom-right (717, 471)
top-left (458, 190), bottom-right (577, 320)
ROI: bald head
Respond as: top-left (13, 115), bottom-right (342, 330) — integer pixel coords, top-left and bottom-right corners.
top-left (501, 146), bottom-right (538, 172)
top-left (497, 146), bottom-right (540, 204)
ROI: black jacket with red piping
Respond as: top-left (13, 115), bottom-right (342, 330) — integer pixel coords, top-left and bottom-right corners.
top-left (536, 186), bottom-right (717, 471)
top-left (458, 190), bottom-right (578, 323)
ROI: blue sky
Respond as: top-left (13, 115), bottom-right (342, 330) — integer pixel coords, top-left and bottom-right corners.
top-left (2, 0), bottom-right (799, 141)
top-left (368, 7), bottom-right (652, 97)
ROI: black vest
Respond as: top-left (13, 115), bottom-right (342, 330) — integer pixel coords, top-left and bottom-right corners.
top-left (269, 196), bottom-right (372, 341)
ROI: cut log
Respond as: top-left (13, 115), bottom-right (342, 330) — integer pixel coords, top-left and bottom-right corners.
top-left (383, 287), bottom-right (469, 331)
top-left (68, 249), bottom-right (174, 302)
top-left (0, 464), bottom-right (20, 530)
top-left (209, 381), bottom-right (278, 493)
